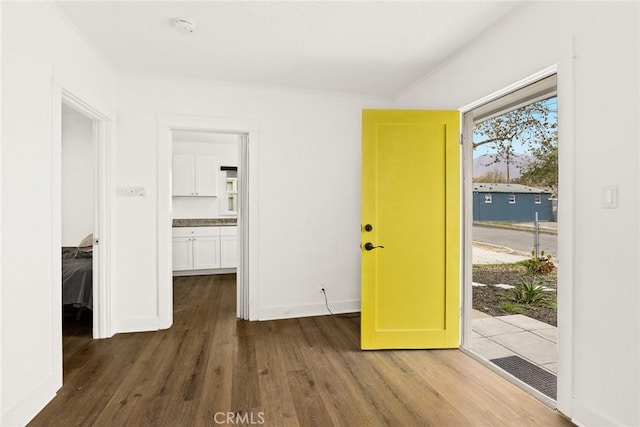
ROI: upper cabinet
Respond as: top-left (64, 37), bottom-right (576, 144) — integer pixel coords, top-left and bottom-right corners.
top-left (195, 155), bottom-right (218, 196)
top-left (172, 154), bottom-right (195, 196)
top-left (173, 154), bottom-right (218, 197)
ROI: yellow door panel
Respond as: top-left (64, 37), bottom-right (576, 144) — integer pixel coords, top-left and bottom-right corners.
top-left (362, 110), bottom-right (460, 350)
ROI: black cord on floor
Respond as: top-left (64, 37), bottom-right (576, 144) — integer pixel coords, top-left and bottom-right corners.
top-left (321, 288), bottom-right (335, 315)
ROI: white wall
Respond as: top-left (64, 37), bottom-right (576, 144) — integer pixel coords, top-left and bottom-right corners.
top-left (115, 74), bottom-right (386, 328)
top-left (395, 2), bottom-right (639, 426)
top-left (1, 3), bottom-right (116, 425)
top-left (61, 108), bottom-right (94, 246)
top-left (172, 134), bottom-right (238, 219)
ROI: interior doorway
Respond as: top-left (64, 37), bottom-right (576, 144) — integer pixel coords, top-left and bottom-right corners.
top-left (56, 91), bottom-right (112, 341)
top-left (462, 74), bottom-right (559, 405)
top-left (61, 103), bottom-right (95, 339)
top-left (169, 130), bottom-right (242, 315)
top-left (157, 114), bottom-right (258, 326)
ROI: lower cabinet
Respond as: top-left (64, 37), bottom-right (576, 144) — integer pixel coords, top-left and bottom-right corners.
top-left (172, 225), bottom-right (237, 273)
top-left (172, 236), bottom-right (194, 271)
top-left (192, 236), bottom-right (221, 269)
top-left (220, 226), bottom-right (238, 268)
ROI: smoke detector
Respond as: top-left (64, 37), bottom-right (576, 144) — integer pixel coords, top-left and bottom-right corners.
top-left (174, 18), bottom-right (195, 35)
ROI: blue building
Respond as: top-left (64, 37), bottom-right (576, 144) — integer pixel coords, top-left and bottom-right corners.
top-left (473, 183), bottom-right (554, 222)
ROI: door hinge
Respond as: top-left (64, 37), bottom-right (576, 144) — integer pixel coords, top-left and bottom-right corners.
top-left (459, 133), bottom-right (463, 145)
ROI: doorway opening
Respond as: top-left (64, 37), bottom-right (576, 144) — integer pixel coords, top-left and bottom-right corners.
top-left (61, 103), bottom-right (95, 342)
top-left (462, 74), bottom-right (559, 405)
top-left (170, 130), bottom-right (242, 316)
top-left (53, 87), bottom-right (113, 391)
top-left (157, 114), bottom-right (257, 326)
top-left (55, 89), bottom-right (112, 345)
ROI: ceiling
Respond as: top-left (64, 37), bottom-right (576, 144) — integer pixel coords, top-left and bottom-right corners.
top-left (55, 1), bottom-right (521, 98)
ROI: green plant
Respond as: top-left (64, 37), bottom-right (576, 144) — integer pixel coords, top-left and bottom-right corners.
top-left (522, 250), bottom-right (556, 275)
top-left (498, 301), bottom-right (523, 313)
top-left (512, 277), bottom-right (551, 305)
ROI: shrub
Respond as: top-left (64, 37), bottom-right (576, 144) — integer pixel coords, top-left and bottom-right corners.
top-left (522, 250), bottom-right (556, 275)
top-left (512, 277), bottom-right (550, 305)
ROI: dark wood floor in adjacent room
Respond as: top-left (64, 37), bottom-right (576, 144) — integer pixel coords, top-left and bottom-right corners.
top-left (31, 274), bottom-right (572, 426)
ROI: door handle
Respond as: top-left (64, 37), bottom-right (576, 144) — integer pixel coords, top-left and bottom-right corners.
top-left (364, 242), bottom-right (384, 251)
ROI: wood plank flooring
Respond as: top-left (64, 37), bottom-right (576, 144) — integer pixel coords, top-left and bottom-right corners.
top-left (30, 274), bottom-right (573, 426)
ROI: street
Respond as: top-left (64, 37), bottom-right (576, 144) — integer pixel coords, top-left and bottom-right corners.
top-left (473, 225), bottom-right (558, 260)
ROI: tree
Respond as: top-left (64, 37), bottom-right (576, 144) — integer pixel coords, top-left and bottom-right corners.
top-left (473, 99), bottom-right (557, 184)
top-left (518, 145), bottom-right (558, 195)
top-left (474, 170), bottom-right (508, 183)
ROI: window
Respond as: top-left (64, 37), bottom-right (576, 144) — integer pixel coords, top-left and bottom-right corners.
top-left (484, 194), bottom-right (492, 203)
top-left (509, 194), bottom-right (516, 204)
top-left (221, 167), bottom-right (238, 214)
top-left (534, 195), bottom-right (542, 204)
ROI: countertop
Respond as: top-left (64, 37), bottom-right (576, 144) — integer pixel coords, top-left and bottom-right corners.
top-left (172, 218), bottom-right (237, 227)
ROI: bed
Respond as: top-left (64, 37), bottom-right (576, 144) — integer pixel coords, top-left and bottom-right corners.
top-left (62, 247), bottom-right (93, 311)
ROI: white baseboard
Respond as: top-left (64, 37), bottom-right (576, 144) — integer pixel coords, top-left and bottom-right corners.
top-left (116, 316), bottom-right (160, 334)
top-left (1, 373), bottom-right (59, 427)
top-left (571, 399), bottom-right (625, 427)
top-left (258, 299), bottom-right (360, 321)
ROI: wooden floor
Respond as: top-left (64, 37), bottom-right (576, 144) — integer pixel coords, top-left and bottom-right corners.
top-left (31, 275), bottom-right (572, 426)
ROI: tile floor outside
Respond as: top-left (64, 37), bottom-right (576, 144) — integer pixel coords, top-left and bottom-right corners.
top-left (471, 310), bottom-right (558, 374)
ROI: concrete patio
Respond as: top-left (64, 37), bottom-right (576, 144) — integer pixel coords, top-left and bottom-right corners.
top-left (470, 237), bottom-right (558, 396)
top-left (471, 310), bottom-right (558, 374)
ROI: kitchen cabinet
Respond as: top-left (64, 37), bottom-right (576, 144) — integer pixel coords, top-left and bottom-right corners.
top-left (192, 236), bottom-right (220, 269)
top-left (172, 154), bottom-right (218, 197)
top-left (172, 227), bottom-right (220, 271)
top-left (172, 225), bottom-right (237, 272)
top-left (220, 226), bottom-right (238, 268)
top-left (172, 237), bottom-right (193, 271)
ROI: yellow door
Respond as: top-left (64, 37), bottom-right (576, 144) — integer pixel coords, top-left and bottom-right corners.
top-left (361, 110), bottom-right (460, 349)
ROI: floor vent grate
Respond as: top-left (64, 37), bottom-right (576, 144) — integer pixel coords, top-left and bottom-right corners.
top-left (490, 355), bottom-right (557, 400)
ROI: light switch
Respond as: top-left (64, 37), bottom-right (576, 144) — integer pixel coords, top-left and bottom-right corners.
top-left (117, 187), bottom-right (136, 196)
top-left (601, 185), bottom-right (618, 209)
top-left (118, 187), bottom-right (146, 197)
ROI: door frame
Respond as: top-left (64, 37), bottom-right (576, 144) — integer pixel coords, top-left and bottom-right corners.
top-left (157, 114), bottom-right (259, 325)
top-left (459, 62), bottom-right (575, 413)
top-left (53, 86), bottom-right (114, 339)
